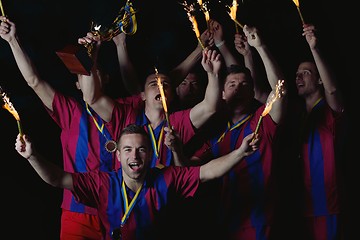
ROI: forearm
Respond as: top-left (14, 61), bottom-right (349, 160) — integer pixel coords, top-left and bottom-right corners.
top-left (190, 72), bottom-right (221, 128)
top-left (311, 47), bottom-right (343, 111)
top-left (116, 41), bottom-right (141, 95)
top-left (217, 43), bottom-right (240, 67)
top-left (9, 37), bottom-right (41, 87)
top-left (27, 154), bottom-right (73, 190)
top-left (255, 45), bottom-right (284, 90)
top-left (200, 148), bottom-right (244, 182)
top-left (169, 46), bottom-right (202, 88)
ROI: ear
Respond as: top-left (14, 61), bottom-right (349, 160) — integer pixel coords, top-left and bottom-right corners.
top-left (140, 91), bottom-right (146, 101)
top-left (222, 90), bottom-right (226, 100)
top-left (75, 81), bottom-right (81, 90)
top-left (116, 149), bottom-right (121, 161)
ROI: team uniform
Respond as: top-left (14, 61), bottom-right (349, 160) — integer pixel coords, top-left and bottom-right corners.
top-left (298, 99), bottom-right (347, 240)
top-left (71, 166), bottom-right (201, 240)
top-left (109, 99), bottom-right (196, 168)
top-left (194, 103), bottom-right (279, 240)
top-left (46, 92), bottom-right (117, 239)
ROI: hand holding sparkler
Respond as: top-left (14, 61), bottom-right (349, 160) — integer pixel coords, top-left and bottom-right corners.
top-left (155, 67), bottom-right (171, 127)
top-left (0, 86), bottom-right (24, 140)
top-left (254, 80), bottom-right (285, 136)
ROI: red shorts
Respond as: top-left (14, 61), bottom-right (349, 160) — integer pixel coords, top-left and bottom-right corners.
top-left (60, 209), bottom-right (102, 240)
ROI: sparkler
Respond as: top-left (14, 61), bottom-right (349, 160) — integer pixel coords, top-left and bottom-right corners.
top-left (155, 67), bottom-right (171, 126)
top-left (181, 1), bottom-right (205, 49)
top-left (254, 80), bottom-right (285, 135)
top-left (0, 0), bottom-right (5, 17)
top-left (0, 86), bottom-right (23, 138)
top-left (226, 0), bottom-right (243, 30)
top-left (292, 0), bottom-right (305, 25)
top-left (198, 0), bottom-right (210, 28)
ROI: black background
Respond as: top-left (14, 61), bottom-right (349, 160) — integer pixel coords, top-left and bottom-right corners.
top-left (0, 0), bottom-right (357, 239)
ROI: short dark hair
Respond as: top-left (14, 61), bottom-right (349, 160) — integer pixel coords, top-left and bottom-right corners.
top-left (118, 124), bottom-right (151, 147)
top-left (224, 64), bottom-right (254, 87)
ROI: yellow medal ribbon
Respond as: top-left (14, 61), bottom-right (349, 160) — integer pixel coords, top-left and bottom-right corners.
top-left (147, 124), bottom-right (164, 158)
top-left (86, 103), bottom-right (104, 133)
top-left (216, 114), bottom-right (252, 144)
top-left (121, 180), bottom-right (143, 225)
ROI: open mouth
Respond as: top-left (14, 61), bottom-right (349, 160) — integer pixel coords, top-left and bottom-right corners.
top-left (155, 94), bottom-right (161, 101)
top-left (129, 162), bottom-right (142, 171)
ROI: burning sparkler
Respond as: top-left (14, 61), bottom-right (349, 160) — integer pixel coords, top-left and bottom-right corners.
top-left (292, 0), bottom-right (305, 25)
top-left (226, 0), bottom-right (243, 30)
top-left (254, 80), bottom-right (285, 135)
top-left (0, 86), bottom-right (23, 138)
top-left (155, 67), bottom-right (171, 126)
top-left (181, 1), bottom-right (205, 49)
top-left (198, 0), bottom-right (210, 28)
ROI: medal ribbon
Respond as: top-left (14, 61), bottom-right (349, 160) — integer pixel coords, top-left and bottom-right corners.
top-left (147, 123), bottom-right (164, 158)
top-left (121, 180), bottom-right (143, 225)
top-left (216, 114), bottom-right (252, 144)
top-left (86, 103), bottom-right (105, 133)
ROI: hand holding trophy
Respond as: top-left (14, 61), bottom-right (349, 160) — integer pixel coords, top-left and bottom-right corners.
top-left (56, 0), bottom-right (137, 75)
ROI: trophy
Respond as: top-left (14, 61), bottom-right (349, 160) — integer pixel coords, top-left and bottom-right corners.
top-left (56, 0), bottom-right (137, 75)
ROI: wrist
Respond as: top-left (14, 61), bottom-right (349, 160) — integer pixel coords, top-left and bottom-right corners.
top-left (215, 40), bottom-right (225, 48)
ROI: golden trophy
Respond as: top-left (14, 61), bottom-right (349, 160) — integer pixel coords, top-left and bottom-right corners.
top-left (56, 0), bottom-right (137, 75)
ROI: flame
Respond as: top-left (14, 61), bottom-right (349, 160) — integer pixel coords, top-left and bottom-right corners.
top-left (1, 91), bottom-right (20, 121)
top-left (155, 67), bottom-right (168, 113)
top-left (198, 0), bottom-right (210, 24)
top-left (229, 0), bottom-right (238, 21)
top-left (261, 80), bottom-right (285, 116)
top-left (292, 0), bottom-right (300, 7)
top-left (181, 1), bottom-right (201, 38)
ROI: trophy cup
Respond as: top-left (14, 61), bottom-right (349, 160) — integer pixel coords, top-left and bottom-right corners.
top-left (56, 0), bottom-right (137, 75)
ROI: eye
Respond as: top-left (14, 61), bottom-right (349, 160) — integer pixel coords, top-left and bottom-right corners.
top-left (139, 147), bottom-right (147, 153)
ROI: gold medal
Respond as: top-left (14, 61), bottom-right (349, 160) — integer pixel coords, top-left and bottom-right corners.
top-left (105, 140), bottom-right (117, 152)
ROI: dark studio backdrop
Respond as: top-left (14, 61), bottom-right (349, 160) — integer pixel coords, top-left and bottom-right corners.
top-left (0, 0), bottom-right (357, 239)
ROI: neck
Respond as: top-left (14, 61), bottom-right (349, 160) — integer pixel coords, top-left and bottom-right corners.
top-left (122, 173), bottom-right (145, 193)
top-left (145, 107), bottom-right (164, 129)
top-left (304, 92), bottom-right (323, 113)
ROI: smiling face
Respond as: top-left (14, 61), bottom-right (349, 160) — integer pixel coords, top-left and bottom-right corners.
top-left (141, 73), bottom-right (173, 111)
top-left (117, 132), bottom-right (152, 181)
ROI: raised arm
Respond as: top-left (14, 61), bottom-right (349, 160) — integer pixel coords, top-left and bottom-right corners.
top-left (0, 16), bottom-right (55, 110)
top-left (189, 49), bottom-right (222, 129)
top-left (244, 25), bottom-right (286, 124)
top-left (112, 32), bottom-right (141, 95)
top-left (303, 24), bottom-right (343, 112)
top-left (15, 134), bottom-right (73, 190)
top-left (234, 32), bottom-right (269, 104)
top-left (169, 29), bottom-right (214, 88)
top-left (77, 32), bottom-right (116, 122)
top-left (200, 133), bottom-right (259, 182)
top-left (209, 19), bottom-right (241, 67)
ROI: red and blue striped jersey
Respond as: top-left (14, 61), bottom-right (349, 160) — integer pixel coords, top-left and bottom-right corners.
top-left (300, 99), bottom-right (346, 217)
top-left (194, 105), bottom-right (278, 237)
top-left (72, 166), bottom-right (201, 240)
top-left (47, 92), bottom-right (116, 215)
top-left (108, 103), bottom-right (195, 168)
